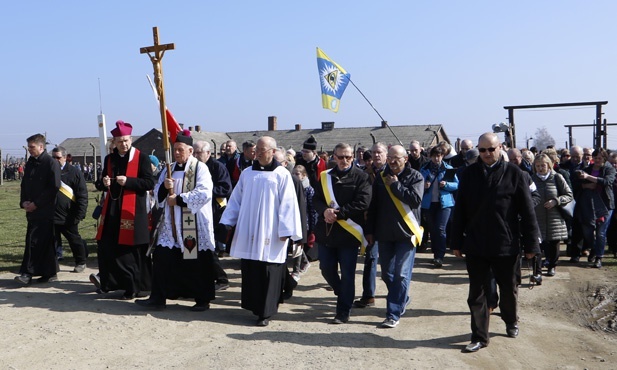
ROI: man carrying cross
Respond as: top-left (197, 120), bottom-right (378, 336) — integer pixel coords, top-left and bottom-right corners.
top-left (136, 130), bottom-right (217, 311)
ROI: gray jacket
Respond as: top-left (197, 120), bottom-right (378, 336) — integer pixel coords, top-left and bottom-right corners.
top-left (532, 171), bottom-right (573, 241)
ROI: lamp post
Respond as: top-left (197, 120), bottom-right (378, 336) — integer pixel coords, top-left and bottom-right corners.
top-left (526, 137), bottom-right (533, 149)
top-left (89, 142), bottom-right (97, 182)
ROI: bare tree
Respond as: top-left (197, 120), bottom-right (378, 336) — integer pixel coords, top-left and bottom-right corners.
top-left (533, 126), bottom-right (556, 151)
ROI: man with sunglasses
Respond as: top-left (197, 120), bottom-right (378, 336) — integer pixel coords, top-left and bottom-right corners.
top-left (51, 146), bottom-right (89, 273)
top-left (314, 143), bottom-right (371, 324)
top-left (452, 132), bottom-right (541, 352)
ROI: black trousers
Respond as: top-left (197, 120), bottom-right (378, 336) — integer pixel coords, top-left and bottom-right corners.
top-left (55, 222), bottom-right (87, 265)
top-left (20, 218), bottom-right (58, 277)
top-left (465, 254), bottom-right (519, 345)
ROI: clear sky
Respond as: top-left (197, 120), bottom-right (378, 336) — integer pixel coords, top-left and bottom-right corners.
top-left (2, 0), bottom-right (617, 159)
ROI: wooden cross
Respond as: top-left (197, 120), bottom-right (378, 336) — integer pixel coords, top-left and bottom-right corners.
top-left (140, 26), bottom-right (175, 154)
top-left (140, 26), bottom-right (178, 239)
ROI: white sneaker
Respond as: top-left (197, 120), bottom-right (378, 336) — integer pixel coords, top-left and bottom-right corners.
top-left (291, 272), bottom-right (301, 282)
top-left (381, 318), bottom-right (399, 328)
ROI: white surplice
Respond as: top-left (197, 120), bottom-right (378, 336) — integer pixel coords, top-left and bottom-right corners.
top-left (221, 165), bottom-right (302, 263)
top-left (154, 157), bottom-right (215, 252)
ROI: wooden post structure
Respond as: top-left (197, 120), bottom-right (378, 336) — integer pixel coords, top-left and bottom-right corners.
top-left (140, 26), bottom-right (177, 238)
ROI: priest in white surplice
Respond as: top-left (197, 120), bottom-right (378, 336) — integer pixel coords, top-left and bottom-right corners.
top-left (136, 130), bottom-right (216, 312)
top-left (219, 136), bottom-right (302, 326)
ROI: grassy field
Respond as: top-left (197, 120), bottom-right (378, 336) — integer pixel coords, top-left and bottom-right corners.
top-left (0, 180), bottom-right (101, 273)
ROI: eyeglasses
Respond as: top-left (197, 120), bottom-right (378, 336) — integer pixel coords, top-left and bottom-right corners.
top-left (386, 156), bottom-right (405, 161)
top-left (477, 147), bottom-right (498, 153)
top-left (336, 155), bottom-right (353, 160)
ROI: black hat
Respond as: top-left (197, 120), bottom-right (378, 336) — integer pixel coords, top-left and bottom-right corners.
top-left (303, 137), bottom-right (317, 151)
top-left (175, 129), bottom-right (193, 146)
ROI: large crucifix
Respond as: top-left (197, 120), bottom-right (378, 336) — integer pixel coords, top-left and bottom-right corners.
top-left (140, 26), bottom-right (177, 238)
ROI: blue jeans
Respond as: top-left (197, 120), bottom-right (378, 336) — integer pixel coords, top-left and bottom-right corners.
top-left (378, 240), bottom-right (416, 321)
top-left (585, 209), bottom-right (614, 258)
top-left (428, 203), bottom-right (452, 260)
top-left (318, 243), bottom-right (359, 319)
top-left (361, 242), bottom-right (378, 299)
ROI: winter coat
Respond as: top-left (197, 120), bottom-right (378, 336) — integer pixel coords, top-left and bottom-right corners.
top-left (419, 161), bottom-right (458, 209)
top-left (54, 163), bottom-right (88, 225)
top-left (366, 164), bottom-right (424, 242)
top-left (314, 166), bottom-right (371, 248)
top-left (532, 171), bottom-right (573, 241)
top-left (451, 160), bottom-right (541, 257)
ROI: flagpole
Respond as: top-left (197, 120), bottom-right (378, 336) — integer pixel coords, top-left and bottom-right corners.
top-left (345, 77), bottom-right (404, 146)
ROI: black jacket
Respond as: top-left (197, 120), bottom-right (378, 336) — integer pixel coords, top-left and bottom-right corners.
top-left (314, 166), bottom-right (371, 248)
top-left (576, 162), bottom-right (615, 210)
top-left (366, 164), bottom-right (424, 242)
top-left (451, 160), bottom-right (541, 257)
top-left (206, 156), bottom-right (232, 225)
top-left (20, 150), bottom-right (61, 220)
top-left (55, 163), bottom-right (88, 224)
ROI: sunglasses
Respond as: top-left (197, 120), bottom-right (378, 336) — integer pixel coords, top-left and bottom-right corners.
top-left (477, 147), bottom-right (497, 153)
top-left (336, 155), bottom-right (353, 160)
top-left (53, 156), bottom-right (64, 159)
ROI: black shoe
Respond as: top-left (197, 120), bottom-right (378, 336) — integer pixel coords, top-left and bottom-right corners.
top-left (506, 323), bottom-right (519, 338)
top-left (547, 268), bottom-right (556, 277)
top-left (463, 341), bottom-right (487, 352)
top-left (14, 274), bottom-right (32, 285)
top-left (135, 298), bottom-right (166, 310)
top-left (190, 303), bottom-right (210, 312)
top-left (530, 274), bottom-right (542, 285)
top-left (331, 315), bottom-right (349, 324)
top-left (256, 317), bottom-right (269, 326)
top-left (353, 297), bottom-right (375, 308)
top-left (89, 273), bottom-right (101, 289)
top-left (37, 275), bottom-right (58, 283)
top-left (433, 258), bottom-right (443, 268)
top-left (569, 256), bottom-right (580, 263)
top-left (593, 258), bottom-right (602, 268)
top-left (119, 292), bottom-right (136, 300)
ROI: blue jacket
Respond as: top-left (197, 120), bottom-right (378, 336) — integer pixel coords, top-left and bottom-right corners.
top-left (419, 161), bottom-right (458, 209)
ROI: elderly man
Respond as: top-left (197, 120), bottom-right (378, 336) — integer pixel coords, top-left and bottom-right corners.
top-left (228, 140), bottom-right (256, 187)
top-left (93, 120), bottom-right (154, 300)
top-left (408, 140), bottom-right (429, 171)
top-left (354, 142), bottom-right (387, 309)
top-left (193, 140), bottom-right (232, 290)
top-left (366, 145), bottom-right (424, 328)
top-left (15, 134), bottom-right (61, 285)
top-left (314, 142), bottom-right (372, 324)
top-left (136, 131), bottom-right (216, 311)
top-left (218, 140), bottom-right (239, 166)
top-left (452, 132), bottom-right (540, 352)
top-left (219, 136), bottom-right (302, 326)
top-left (52, 146), bottom-right (89, 273)
top-left (450, 139), bottom-right (473, 168)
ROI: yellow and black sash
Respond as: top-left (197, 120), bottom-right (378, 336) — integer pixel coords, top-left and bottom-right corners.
top-left (320, 169), bottom-right (367, 253)
top-left (59, 181), bottom-right (76, 202)
top-left (380, 172), bottom-right (424, 247)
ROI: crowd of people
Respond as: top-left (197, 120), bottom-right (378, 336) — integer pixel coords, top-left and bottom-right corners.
top-left (13, 122), bottom-right (616, 353)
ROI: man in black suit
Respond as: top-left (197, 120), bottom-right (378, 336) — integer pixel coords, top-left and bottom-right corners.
top-left (451, 132), bottom-right (540, 353)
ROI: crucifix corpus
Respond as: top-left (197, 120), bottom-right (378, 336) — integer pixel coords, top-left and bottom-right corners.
top-left (140, 26), bottom-right (177, 238)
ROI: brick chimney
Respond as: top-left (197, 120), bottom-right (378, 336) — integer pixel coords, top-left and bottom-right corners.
top-left (295, 124), bottom-right (301, 131)
top-left (179, 123), bottom-right (184, 129)
top-left (381, 120), bottom-right (387, 128)
top-left (268, 116), bottom-right (277, 131)
top-left (321, 121), bottom-right (334, 131)
top-left (195, 125), bottom-right (201, 132)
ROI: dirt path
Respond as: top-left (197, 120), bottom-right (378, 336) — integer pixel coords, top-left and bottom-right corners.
top-left (0, 251), bottom-right (615, 369)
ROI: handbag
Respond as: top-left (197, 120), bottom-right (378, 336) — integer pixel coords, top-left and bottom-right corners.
top-left (558, 199), bottom-right (575, 220)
